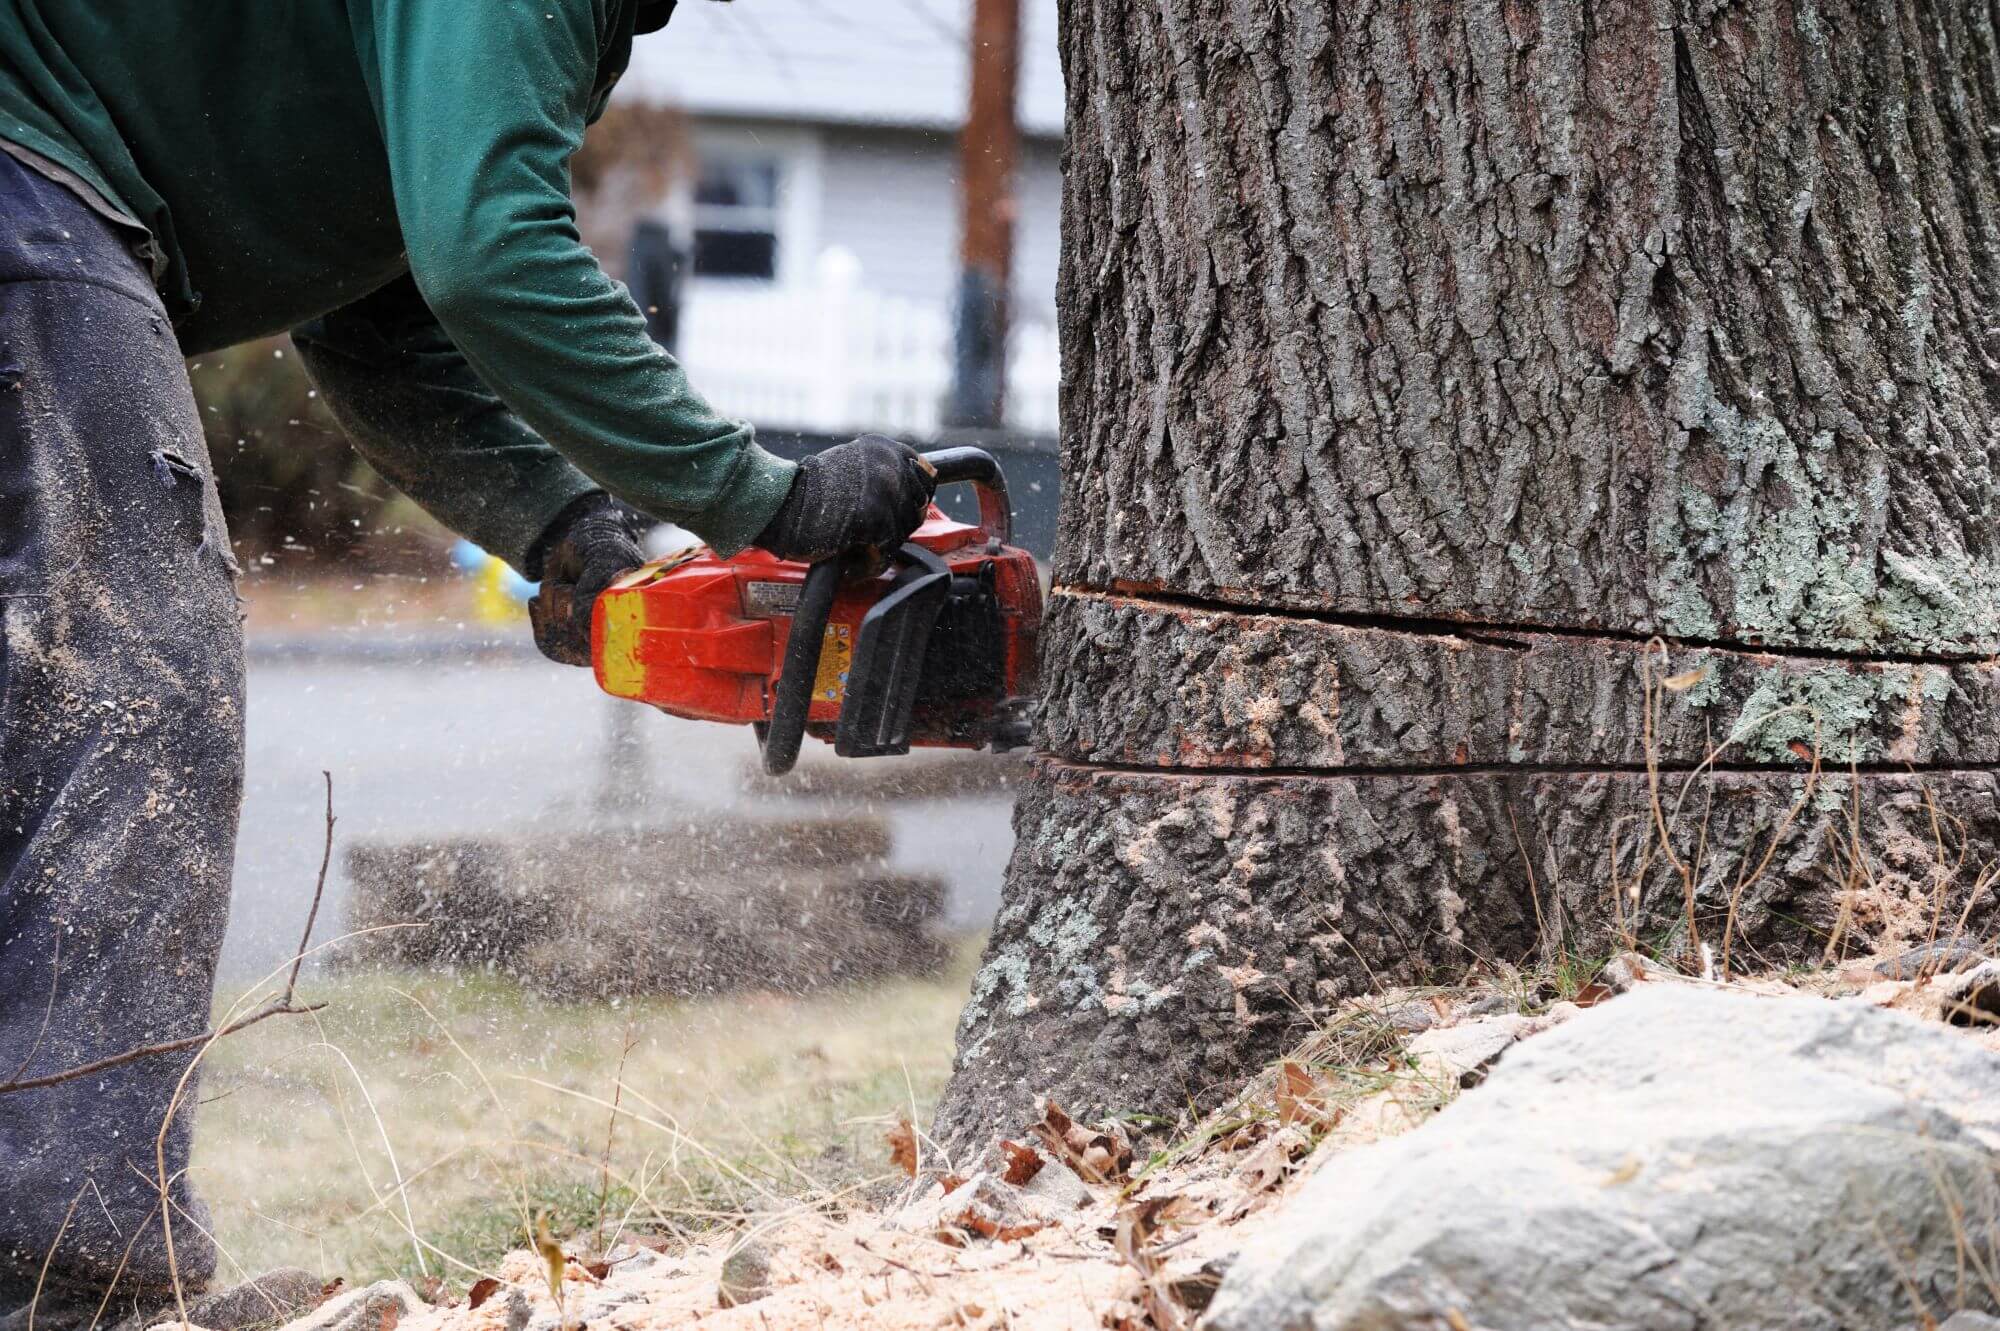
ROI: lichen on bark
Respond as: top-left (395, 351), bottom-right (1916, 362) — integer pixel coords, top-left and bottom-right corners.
top-left (1054, 0), bottom-right (2000, 654)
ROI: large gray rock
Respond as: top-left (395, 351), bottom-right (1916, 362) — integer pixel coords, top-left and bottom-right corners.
top-left (1207, 987), bottom-right (2000, 1331)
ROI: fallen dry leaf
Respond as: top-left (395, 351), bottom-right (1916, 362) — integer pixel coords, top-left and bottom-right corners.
top-left (465, 1279), bottom-right (501, 1310)
top-left (887, 1118), bottom-right (920, 1178)
top-left (1236, 1127), bottom-right (1310, 1195)
top-left (1276, 1060), bottom-right (1330, 1126)
top-left (999, 1138), bottom-right (1045, 1186)
top-left (1030, 1096), bottom-right (1134, 1184)
top-left (1570, 982), bottom-right (1616, 1009)
top-left (1111, 1196), bottom-right (1191, 1331)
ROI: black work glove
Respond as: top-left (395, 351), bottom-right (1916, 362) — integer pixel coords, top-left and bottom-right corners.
top-left (527, 493), bottom-right (649, 666)
top-left (753, 434), bottom-right (937, 563)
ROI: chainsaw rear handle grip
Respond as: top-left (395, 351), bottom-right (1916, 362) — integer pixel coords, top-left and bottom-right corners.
top-left (758, 446), bottom-right (1010, 776)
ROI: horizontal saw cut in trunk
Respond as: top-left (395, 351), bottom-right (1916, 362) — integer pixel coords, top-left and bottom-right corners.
top-left (935, 0), bottom-right (2000, 1147)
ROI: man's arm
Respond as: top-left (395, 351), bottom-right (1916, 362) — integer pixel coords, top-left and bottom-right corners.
top-left (357, 0), bottom-right (796, 556)
top-left (291, 275), bottom-right (601, 575)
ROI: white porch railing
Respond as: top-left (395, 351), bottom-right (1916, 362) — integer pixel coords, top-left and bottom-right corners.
top-left (676, 248), bottom-right (1061, 437)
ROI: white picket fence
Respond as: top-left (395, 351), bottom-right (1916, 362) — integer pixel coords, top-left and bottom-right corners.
top-left (678, 248), bottom-right (1060, 437)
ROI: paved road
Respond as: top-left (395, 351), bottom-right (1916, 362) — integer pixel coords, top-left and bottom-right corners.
top-left (226, 641), bottom-right (1016, 979)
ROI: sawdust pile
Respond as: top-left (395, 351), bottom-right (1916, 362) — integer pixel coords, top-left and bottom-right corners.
top-left (245, 943), bottom-right (2000, 1331)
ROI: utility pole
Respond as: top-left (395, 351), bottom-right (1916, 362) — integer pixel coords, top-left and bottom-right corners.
top-left (944, 0), bottom-right (1020, 430)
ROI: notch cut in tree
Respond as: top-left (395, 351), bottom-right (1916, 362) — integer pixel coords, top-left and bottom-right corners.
top-left (935, 1), bottom-right (2000, 1147)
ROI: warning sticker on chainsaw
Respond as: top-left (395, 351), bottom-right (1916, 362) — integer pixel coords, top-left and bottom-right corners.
top-left (813, 624), bottom-right (853, 703)
top-left (743, 580), bottom-right (802, 617)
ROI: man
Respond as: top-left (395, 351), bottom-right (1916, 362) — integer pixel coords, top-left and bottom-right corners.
top-left (0, 0), bottom-right (937, 1323)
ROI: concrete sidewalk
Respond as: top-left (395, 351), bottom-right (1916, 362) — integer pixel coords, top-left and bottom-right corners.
top-left (228, 646), bottom-right (1016, 979)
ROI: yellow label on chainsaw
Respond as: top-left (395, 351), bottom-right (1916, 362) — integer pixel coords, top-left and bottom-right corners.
top-left (597, 592), bottom-right (649, 699)
top-left (813, 623), bottom-right (852, 703)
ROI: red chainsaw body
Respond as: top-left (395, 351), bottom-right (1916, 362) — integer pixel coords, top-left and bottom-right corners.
top-left (591, 506), bottom-right (1040, 750)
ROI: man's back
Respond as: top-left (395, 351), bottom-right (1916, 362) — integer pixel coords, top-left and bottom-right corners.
top-left (0, 0), bottom-right (802, 561)
top-left (0, 0), bottom-right (630, 352)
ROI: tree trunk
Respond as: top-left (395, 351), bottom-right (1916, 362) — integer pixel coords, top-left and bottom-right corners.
top-left (936, 0), bottom-right (2000, 1147)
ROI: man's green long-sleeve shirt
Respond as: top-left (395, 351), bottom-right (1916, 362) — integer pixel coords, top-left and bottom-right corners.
top-left (0, 0), bottom-right (796, 569)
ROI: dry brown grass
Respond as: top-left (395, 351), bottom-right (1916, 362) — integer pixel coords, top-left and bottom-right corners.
top-left (191, 945), bottom-right (978, 1285)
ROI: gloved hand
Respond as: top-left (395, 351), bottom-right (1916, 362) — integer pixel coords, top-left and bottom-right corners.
top-left (753, 434), bottom-right (937, 563)
top-left (527, 493), bottom-right (648, 666)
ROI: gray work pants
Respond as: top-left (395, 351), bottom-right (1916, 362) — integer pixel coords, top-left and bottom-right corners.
top-left (0, 150), bottom-right (238, 1306)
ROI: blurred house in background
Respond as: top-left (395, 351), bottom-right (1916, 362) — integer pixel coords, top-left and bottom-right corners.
top-left (202, 0), bottom-right (1067, 572)
top-left (611, 0), bottom-right (1063, 437)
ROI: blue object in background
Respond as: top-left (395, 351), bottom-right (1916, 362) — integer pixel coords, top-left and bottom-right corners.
top-left (451, 538), bottom-right (538, 602)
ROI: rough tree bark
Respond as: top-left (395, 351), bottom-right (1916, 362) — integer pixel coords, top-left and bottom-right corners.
top-left (935, 0), bottom-right (2000, 1146)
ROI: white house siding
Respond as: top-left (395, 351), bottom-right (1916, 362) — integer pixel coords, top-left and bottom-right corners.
top-left (683, 119), bottom-right (1060, 327)
top-left (621, 0), bottom-right (1067, 435)
top-left (619, 0), bottom-right (1063, 138)
top-left (1011, 139), bottom-right (1062, 326)
top-left (812, 126), bottom-right (958, 308)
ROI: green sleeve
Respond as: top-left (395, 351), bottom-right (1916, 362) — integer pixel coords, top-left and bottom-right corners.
top-left (290, 276), bottom-right (601, 575)
top-left (358, 0), bottom-right (796, 557)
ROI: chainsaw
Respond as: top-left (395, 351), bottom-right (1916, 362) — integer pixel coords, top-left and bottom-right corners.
top-left (579, 446), bottom-right (1040, 776)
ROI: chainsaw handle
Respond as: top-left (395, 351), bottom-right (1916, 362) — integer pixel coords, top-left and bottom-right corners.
top-left (760, 552), bottom-right (848, 776)
top-left (921, 446), bottom-right (1012, 545)
top-left (761, 446), bottom-right (1008, 776)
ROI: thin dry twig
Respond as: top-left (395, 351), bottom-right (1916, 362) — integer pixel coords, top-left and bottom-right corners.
top-left (0, 773), bottom-right (338, 1097)
top-left (1720, 717), bottom-right (1823, 980)
top-left (11, 927), bottom-right (61, 1087)
top-left (595, 1024), bottom-right (641, 1253)
top-left (286, 772), bottom-right (337, 999)
top-left (26, 1186), bottom-right (88, 1331)
top-left (149, 774), bottom-right (359, 1323)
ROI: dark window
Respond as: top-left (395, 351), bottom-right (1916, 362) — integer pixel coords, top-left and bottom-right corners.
top-left (692, 155), bottom-right (781, 281)
top-left (693, 229), bottom-right (778, 280)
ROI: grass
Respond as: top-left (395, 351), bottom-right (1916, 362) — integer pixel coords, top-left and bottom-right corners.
top-left (191, 945), bottom-right (977, 1287)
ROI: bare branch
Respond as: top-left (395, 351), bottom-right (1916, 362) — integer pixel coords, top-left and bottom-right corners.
top-left (0, 774), bottom-right (339, 1096)
top-left (11, 927), bottom-right (60, 1086)
top-left (283, 771), bottom-right (336, 1006)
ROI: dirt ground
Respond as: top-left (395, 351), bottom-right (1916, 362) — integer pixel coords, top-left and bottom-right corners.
top-left (259, 944), bottom-right (2000, 1331)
